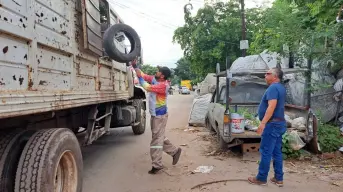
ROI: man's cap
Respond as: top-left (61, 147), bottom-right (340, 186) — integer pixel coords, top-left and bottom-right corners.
top-left (159, 66), bottom-right (171, 79)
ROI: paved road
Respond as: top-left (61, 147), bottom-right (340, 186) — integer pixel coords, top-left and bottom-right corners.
top-left (82, 94), bottom-right (194, 192)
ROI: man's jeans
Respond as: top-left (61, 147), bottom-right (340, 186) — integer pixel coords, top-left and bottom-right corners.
top-left (257, 122), bottom-right (287, 182)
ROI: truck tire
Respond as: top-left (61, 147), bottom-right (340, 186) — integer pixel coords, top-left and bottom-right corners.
top-left (216, 129), bottom-right (227, 150)
top-left (205, 116), bottom-right (215, 134)
top-left (15, 128), bottom-right (83, 192)
top-left (103, 23), bottom-right (141, 63)
top-left (132, 99), bottom-right (146, 135)
top-left (0, 130), bottom-right (34, 192)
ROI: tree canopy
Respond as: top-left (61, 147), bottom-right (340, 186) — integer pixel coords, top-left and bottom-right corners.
top-left (250, 0), bottom-right (342, 67)
top-left (173, 0), bottom-right (343, 76)
top-left (140, 64), bottom-right (157, 75)
top-left (173, 57), bottom-right (195, 80)
top-left (173, 1), bottom-right (264, 76)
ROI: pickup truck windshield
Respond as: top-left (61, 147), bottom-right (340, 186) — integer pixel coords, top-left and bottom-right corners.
top-left (219, 82), bottom-right (267, 104)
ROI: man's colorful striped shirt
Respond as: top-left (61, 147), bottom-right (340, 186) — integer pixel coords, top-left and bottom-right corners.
top-left (138, 71), bottom-right (169, 116)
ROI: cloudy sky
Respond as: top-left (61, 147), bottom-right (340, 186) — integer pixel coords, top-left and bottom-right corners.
top-left (108, 0), bottom-right (269, 68)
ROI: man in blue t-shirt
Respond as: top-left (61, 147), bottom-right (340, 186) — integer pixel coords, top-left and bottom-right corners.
top-left (248, 67), bottom-right (287, 187)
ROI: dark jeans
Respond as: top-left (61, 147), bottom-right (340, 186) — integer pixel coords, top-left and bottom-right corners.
top-left (256, 122), bottom-right (287, 182)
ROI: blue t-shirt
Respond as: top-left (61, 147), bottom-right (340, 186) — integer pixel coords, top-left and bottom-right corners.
top-left (258, 82), bottom-right (286, 122)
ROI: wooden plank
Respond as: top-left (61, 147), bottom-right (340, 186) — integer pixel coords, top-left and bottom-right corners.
top-left (231, 131), bottom-right (260, 138)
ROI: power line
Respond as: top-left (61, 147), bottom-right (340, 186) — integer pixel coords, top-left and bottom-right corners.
top-left (144, 59), bottom-right (181, 63)
top-left (111, 1), bottom-right (180, 28)
top-left (111, 3), bottom-right (177, 30)
top-left (166, 0), bottom-right (204, 5)
top-left (111, 3), bottom-right (180, 31)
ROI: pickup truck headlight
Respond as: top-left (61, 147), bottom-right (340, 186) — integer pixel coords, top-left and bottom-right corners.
top-left (223, 114), bottom-right (230, 136)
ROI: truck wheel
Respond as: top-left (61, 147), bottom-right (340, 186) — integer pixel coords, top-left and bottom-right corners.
top-left (15, 128), bottom-right (83, 192)
top-left (205, 117), bottom-right (215, 134)
top-left (103, 23), bottom-right (141, 63)
top-left (132, 99), bottom-right (146, 135)
top-left (216, 129), bottom-right (227, 150)
top-left (0, 130), bottom-right (34, 192)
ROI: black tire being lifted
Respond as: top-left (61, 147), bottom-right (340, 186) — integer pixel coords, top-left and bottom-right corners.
top-left (103, 23), bottom-right (141, 63)
top-left (132, 99), bottom-right (146, 135)
top-left (15, 128), bottom-right (83, 192)
top-left (0, 130), bottom-right (35, 192)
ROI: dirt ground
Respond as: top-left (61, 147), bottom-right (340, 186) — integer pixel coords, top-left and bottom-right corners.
top-left (82, 94), bottom-right (343, 192)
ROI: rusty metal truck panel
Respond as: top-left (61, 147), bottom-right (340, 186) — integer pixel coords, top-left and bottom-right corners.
top-left (0, 0), bottom-right (131, 119)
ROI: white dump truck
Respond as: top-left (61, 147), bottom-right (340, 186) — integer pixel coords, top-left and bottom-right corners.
top-left (0, 0), bottom-right (145, 191)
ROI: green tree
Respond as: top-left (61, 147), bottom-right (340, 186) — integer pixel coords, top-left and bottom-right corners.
top-left (173, 57), bottom-right (196, 80)
top-left (249, 0), bottom-right (342, 68)
top-left (170, 75), bottom-right (181, 86)
top-left (285, 0), bottom-right (343, 24)
top-left (190, 77), bottom-right (204, 86)
top-left (174, 0), bottom-right (342, 77)
top-left (249, 0), bottom-right (312, 55)
top-left (173, 1), bottom-right (263, 76)
top-left (140, 64), bottom-right (157, 75)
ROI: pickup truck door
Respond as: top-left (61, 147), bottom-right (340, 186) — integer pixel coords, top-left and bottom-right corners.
top-left (207, 90), bottom-right (216, 129)
top-left (212, 86), bottom-right (226, 133)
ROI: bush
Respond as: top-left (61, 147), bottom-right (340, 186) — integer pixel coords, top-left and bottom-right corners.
top-left (317, 123), bottom-right (343, 153)
top-left (282, 123), bottom-right (343, 159)
top-left (282, 133), bottom-right (301, 159)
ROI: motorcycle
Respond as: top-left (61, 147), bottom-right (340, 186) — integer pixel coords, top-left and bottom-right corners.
top-left (168, 88), bottom-right (173, 95)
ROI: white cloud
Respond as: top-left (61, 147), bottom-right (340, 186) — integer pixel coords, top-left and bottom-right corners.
top-left (108, 0), bottom-right (270, 68)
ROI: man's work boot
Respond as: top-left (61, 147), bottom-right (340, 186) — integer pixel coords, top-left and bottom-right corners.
top-left (248, 177), bottom-right (267, 186)
top-left (270, 177), bottom-right (283, 187)
top-left (172, 148), bottom-right (182, 165)
top-left (148, 167), bottom-right (162, 174)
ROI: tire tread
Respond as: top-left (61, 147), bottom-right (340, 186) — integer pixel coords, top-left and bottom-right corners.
top-left (15, 129), bottom-right (56, 192)
top-left (0, 131), bottom-right (21, 174)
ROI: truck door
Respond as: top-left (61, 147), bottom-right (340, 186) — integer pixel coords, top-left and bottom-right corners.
top-left (212, 86), bottom-right (226, 133)
top-left (207, 89), bottom-right (217, 128)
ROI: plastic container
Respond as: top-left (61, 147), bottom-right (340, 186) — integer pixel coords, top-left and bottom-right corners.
top-left (230, 113), bottom-right (245, 133)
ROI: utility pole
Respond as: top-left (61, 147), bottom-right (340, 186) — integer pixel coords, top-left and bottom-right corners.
top-left (240, 0), bottom-right (247, 57)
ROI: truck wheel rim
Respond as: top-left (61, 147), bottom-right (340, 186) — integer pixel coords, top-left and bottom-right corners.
top-left (54, 150), bottom-right (78, 192)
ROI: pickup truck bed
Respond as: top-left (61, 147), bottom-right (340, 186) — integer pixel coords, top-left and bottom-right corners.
top-left (232, 130), bottom-right (306, 139)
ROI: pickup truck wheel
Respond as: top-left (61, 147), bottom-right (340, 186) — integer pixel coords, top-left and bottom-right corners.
top-left (103, 23), bottom-right (141, 63)
top-left (15, 128), bottom-right (83, 192)
top-left (205, 117), bottom-right (215, 134)
top-left (132, 99), bottom-right (146, 135)
top-left (0, 130), bottom-right (35, 192)
top-left (216, 130), bottom-right (227, 150)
